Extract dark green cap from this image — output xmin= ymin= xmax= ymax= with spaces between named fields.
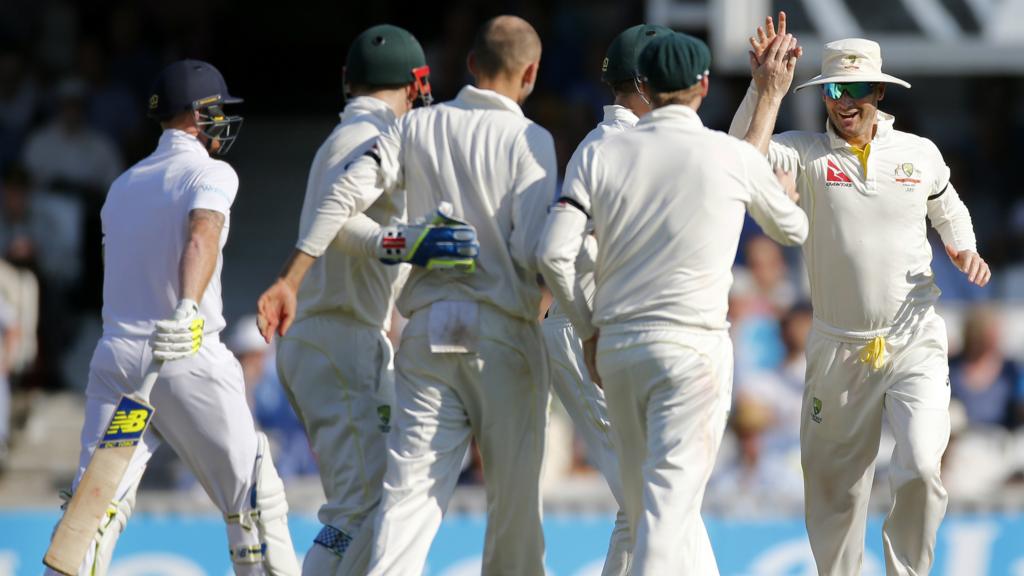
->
xmin=601 ymin=24 xmax=673 ymax=84
xmin=345 ymin=24 xmax=426 ymax=87
xmin=638 ymin=32 xmax=711 ymax=92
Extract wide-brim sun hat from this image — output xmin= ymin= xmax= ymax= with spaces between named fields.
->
xmin=794 ymin=38 xmax=910 ymax=92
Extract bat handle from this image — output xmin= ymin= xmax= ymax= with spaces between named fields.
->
xmin=136 ymin=360 xmax=162 ymax=400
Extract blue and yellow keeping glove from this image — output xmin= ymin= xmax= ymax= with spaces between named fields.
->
xmin=376 ymin=203 xmax=479 ymax=272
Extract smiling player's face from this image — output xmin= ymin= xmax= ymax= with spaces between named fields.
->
xmin=823 ymin=83 xmax=885 ymax=146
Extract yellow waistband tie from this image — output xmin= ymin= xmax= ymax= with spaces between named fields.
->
xmin=858 ymin=335 xmax=887 ymax=371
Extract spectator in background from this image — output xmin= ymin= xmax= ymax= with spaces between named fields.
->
xmin=0 ymin=47 xmax=38 ymax=170
xmin=0 ymin=291 xmax=16 ymax=466
xmin=708 ymin=395 xmax=804 ymax=517
xmin=730 ymin=235 xmax=798 ymax=377
xmin=227 ymin=316 xmax=316 ymax=478
xmin=734 ymin=302 xmax=812 ymax=453
xmin=949 ymin=305 xmax=1024 ymax=429
xmin=0 ymin=165 xmax=58 ymax=389
xmin=23 ymin=77 xmax=121 ymax=315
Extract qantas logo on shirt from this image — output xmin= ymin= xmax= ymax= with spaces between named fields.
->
xmin=826 ymin=160 xmax=852 ymax=183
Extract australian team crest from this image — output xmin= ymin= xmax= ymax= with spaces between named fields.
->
xmin=894 ymin=162 xmax=921 ymax=186
xmin=811 ymin=397 xmax=823 ymax=424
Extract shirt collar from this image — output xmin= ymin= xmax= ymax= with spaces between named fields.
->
xmin=158 ymin=129 xmax=208 ymax=155
xmin=602 ymin=104 xmax=639 ymax=127
xmin=340 ymin=96 xmax=396 ymax=123
xmin=454 ymin=85 xmax=524 ymax=116
xmin=826 ymin=110 xmax=895 ymax=149
xmin=636 ymin=104 xmax=703 ymax=128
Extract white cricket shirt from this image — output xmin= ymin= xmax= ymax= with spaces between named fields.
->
xmin=101 ymin=129 xmax=236 ymax=337
xmin=730 ymin=84 xmax=978 ymax=335
xmin=298 ymin=85 xmax=558 ymax=323
xmin=546 ymin=104 xmax=639 ymax=322
xmin=294 ymin=97 xmax=406 ymax=329
xmin=548 ymin=105 xmax=808 ymax=339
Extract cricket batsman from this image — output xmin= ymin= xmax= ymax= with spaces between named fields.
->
xmin=46 ymin=60 xmax=300 ymax=575
xmin=732 ymin=13 xmax=991 ymax=575
xmin=541 ymin=23 xmax=671 ymax=576
xmin=255 ymin=25 xmax=478 ymax=574
xmin=538 ymin=32 xmax=807 ymax=575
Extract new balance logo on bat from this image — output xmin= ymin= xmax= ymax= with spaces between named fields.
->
xmin=99 ymin=396 xmax=153 ymax=448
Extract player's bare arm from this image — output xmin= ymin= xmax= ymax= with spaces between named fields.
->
xmin=180 ymin=208 xmax=225 ymax=301
xmin=151 ymin=207 xmax=227 ymax=363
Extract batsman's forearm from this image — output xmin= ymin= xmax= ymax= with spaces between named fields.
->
xmin=179 ymin=210 xmax=224 ymax=302
xmin=744 ymin=92 xmax=785 ymax=156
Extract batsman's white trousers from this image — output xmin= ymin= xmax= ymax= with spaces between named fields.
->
xmin=54 ymin=334 xmax=271 ymax=574
xmin=596 ymin=327 xmax=732 ymax=576
xmin=367 ymin=302 xmax=549 ymax=576
xmin=801 ymin=309 xmax=950 ymax=576
xmin=276 ymin=313 xmax=394 ymax=575
xmin=542 ymin=316 xmax=631 ymax=576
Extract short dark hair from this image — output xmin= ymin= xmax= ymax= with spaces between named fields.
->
xmin=470 ymin=15 xmax=541 ymax=79
xmin=610 ymin=80 xmax=636 ymax=98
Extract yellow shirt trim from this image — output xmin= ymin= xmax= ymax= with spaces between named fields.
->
xmin=850 ymin=142 xmax=871 ymax=177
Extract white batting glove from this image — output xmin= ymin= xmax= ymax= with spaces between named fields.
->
xmin=153 ymin=299 xmax=205 ymax=361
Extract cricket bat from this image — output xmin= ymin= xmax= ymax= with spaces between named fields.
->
xmin=43 ymin=363 xmax=161 ymax=574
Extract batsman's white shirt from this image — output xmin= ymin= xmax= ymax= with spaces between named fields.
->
xmin=729 ymin=84 xmax=977 ymax=334
xmin=299 ymin=85 xmax=557 ymax=322
xmin=294 ymin=97 xmax=406 ymax=329
xmin=547 ymin=104 xmax=637 ymax=322
xmin=101 ymin=129 xmax=235 ymax=337
xmin=555 ymin=104 xmax=808 ymax=339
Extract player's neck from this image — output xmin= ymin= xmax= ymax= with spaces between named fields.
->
xmin=475 ymin=76 xmax=524 ymax=106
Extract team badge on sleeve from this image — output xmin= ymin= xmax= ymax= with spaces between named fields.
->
xmin=811 ymin=397 xmax=823 ymax=424
xmin=99 ymin=397 xmax=154 ymax=449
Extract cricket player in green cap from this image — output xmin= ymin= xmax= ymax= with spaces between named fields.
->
xmin=539 ymin=31 xmax=806 ymax=574
xmin=256 ymin=24 xmax=477 ymax=575
xmin=541 ymin=23 xmax=669 ymax=576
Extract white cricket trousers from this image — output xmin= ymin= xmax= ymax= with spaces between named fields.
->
xmin=801 ymin=309 xmax=950 ymax=576
xmin=56 ymin=334 xmax=268 ymax=573
xmin=276 ymin=313 xmax=394 ymax=575
xmin=542 ymin=316 xmax=631 ymax=576
xmin=367 ymin=302 xmax=550 ymax=576
xmin=596 ymin=328 xmax=732 ymax=576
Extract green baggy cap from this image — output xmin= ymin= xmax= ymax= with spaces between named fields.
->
xmin=345 ymin=24 xmax=426 ymax=87
xmin=638 ymin=32 xmax=711 ymax=92
xmin=601 ymin=24 xmax=674 ymax=84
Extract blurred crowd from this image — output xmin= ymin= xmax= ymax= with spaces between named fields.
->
xmin=0 ymin=0 xmax=1022 ymax=515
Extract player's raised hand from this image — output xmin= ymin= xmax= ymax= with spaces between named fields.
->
xmin=749 ymin=12 xmax=803 ymax=87
xmin=749 ymin=12 xmax=785 ymax=64
xmin=257 ymin=279 xmax=297 ymax=343
xmin=945 ymin=244 xmax=992 ymax=287
xmin=752 ymin=32 xmax=801 ymax=100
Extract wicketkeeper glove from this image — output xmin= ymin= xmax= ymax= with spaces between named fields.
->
xmin=376 ymin=203 xmax=480 ymax=272
xmin=152 ymin=299 xmax=205 ymax=361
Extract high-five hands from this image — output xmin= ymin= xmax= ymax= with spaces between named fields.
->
xmin=748 ymin=12 xmax=803 ymax=99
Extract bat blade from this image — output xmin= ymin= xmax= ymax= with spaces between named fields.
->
xmin=43 ymin=394 xmax=154 ymax=574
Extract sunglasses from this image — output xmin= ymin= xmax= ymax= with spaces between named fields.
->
xmin=822 ymin=82 xmax=877 ymax=100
